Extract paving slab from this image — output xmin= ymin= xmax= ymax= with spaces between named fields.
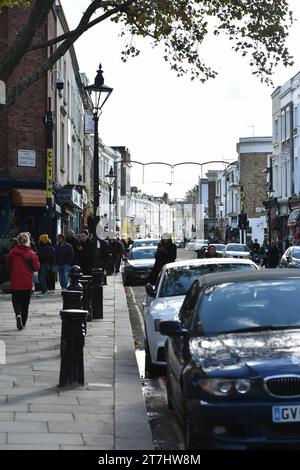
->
xmin=0 ymin=276 xmax=152 ymax=449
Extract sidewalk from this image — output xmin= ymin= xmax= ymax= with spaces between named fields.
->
xmin=0 ymin=276 xmax=153 ymax=450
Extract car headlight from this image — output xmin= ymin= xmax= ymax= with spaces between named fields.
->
xmin=196 ymin=378 xmax=251 ymax=396
xmin=235 ymin=379 xmax=251 ymax=394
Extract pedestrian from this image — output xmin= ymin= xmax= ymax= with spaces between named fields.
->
xmin=107 ymin=236 xmax=124 ymax=275
xmin=37 ymin=234 xmax=55 ymax=297
xmin=26 ymin=232 xmax=37 ymax=252
xmin=6 ymin=232 xmax=40 ymax=330
xmin=77 ymin=230 xmax=94 ymax=275
xmin=54 ymin=234 xmax=74 ymax=291
xmin=66 ymin=230 xmax=79 ymax=264
xmin=266 ymin=241 xmax=280 ymax=268
xmin=204 ymin=244 xmax=220 ymax=258
xmin=148 ymin=233 xmax=177 ymax=285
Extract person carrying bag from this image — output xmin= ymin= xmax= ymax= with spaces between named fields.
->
xmin=6 ymin=232 xmax=40 ymax=330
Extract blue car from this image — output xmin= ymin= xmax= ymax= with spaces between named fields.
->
xmin=160 ymin=270 xmax=300 ymax=450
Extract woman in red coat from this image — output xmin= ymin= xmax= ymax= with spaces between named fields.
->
xmin=6 ymin=232 xmax=40 ymax=330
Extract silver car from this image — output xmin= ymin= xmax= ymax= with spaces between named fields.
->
xmin=223 ymin=243 xmax=250 ymax=259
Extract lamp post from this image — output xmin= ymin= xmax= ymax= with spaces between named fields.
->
xmin=85 ymin=64 xmax=113 ymax=266
xmin=105 ymin=165 xmax=116 ymax=233
xmin=84 ymin=64 xmax=113 ymax=320
xmin=267 ymin=187 xmax=275 ymax=246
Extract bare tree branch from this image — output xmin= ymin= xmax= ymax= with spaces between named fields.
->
xmin=0 ymin=0 xmax=136 ymax=111
xmin=0 ymin=0 xmax=54 ymax=80
xmin=28 ymin=0 xmax=137 ymax=52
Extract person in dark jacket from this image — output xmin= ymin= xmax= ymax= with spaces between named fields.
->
xmin=66 ymin=230 xmax=79 ymax=264
xmin=37 ymin=234 xmax=55 ymax=296
xmin=266 ymin=241 xmax=280 ymax=268
xmin=204 ymin=244 xmax=220 ymax=258
xmin=77 ymin=230 xmax=94 ymax=275
xmin=54 ymin=234 xmax=74 ymax=290
xmin=107 ymin=236 xmax=124 ymax=275
xmin=6 ymin=232 xmax=40 ymax=330
xmin=148 ymin=233 xmax=177 ymax=285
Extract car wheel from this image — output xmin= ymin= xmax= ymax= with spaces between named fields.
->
xmin=145 ymin=339 xmax=158 ymax=378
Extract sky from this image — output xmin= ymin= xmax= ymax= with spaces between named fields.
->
xmin=62 ymin=0 xmax=300 ymax=199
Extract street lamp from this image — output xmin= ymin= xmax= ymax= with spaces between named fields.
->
xmin=84 ymin=64 xmax=113 ymax=320
xmin=105 ymin=165 xmax=116 ymax=233
xmin=267 ymin=186 xmax=275 ymax=245
xmin=85 ymin=64 xmax=113 ymax=267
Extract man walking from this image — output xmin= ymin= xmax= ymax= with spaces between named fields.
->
xmin=55 ymin=234 xmax=74 ymax=290
xmin=148 ymin=233 xmax=177 ymax=284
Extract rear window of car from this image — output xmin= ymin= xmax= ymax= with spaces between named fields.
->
xmin=226 ymin=244 xmax=249 ymax=252
xmin=130 ymin=249 xmax=157 ymax=259
xmin=132 ymin=240 xmax=159 ymax=247
xmin=159 ymin=263 xmax=257 ymax=297
xmin=197 ymin=279 xmax=300 ymax=336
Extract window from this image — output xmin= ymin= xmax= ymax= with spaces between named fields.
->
xmin=60 ymin=122 xmax=65 ymax=170
xmin=273 ymin=119 xmax=279 ymax=145
xmin=282 ymin=159 xmax=287 ymax=198
xmin=281 ymin=110 xmax=285 ymax=142
xmin=286 ymin=107 xmax=291 ymax=140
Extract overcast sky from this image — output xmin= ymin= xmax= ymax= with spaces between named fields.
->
xmin=62 ymin=0 xmax=300 ymax=199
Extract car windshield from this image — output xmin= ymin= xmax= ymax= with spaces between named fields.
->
xmin=130 ymin=249 xmax=157 ymax=259
xmin=226 ymin=244 xmax=249 ymax=252
xmin=197 ymin=279 xmax=300 ymax=336
xmin=214 ymin=244 xmax=226 ymax=251
xmin=197 ymin=240 xmax=209 ymax=244
xmin=159 ymin=263 xmax=257 ymax=297
xmin=132 ymin=240 xmax=159 ymax=247
xmin=292 ymin=249 xmax=300 ymax=259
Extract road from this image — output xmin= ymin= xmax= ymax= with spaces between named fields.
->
xmin=124 ymin=247 xmax=197 ymax=450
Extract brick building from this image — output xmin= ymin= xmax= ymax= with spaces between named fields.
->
xmin=0 ymin=4 xmax=56 ymax=245
xmin=237 ymin=136 xmax=272 ymax=243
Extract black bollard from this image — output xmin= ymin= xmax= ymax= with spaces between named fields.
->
xmin=91 ymin=267 xmax=103 ymax=319
xmin=58 ymin=309 xmax=88 ymax=387
xmin=81 ymin=275 xmax=93 ymax=321
xmin=67 ymin=265 xmax=83 ymax=291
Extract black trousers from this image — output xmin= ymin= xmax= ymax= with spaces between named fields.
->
xmin=11 ymin=290 xmax=32 ymax=326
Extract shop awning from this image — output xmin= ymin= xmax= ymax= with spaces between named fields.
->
xmin=287 ymin=208 xmax=300 ymax=227
xmin=12 ymin=189 xmax=46 ymax=207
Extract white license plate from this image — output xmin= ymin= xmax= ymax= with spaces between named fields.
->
xmin=272 ymin=406 xmax=300 ymax=423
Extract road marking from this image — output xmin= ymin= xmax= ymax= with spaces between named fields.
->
xmin=129 ymin=287 xmax=145 ymax=334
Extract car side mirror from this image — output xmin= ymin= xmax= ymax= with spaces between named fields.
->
xmin=159 ymin=320 xmax=187 ymax=337
xmin=286 ymin=256 xmax=292 ymax=262
xmin=145 ymin=283 xmax=156 ymax=298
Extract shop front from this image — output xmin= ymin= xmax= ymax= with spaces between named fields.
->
xmin=56 ymin=186 xmax=83 ymax=235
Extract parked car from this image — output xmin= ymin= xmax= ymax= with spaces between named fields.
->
xmin=122 ymin=246 xmax=157 ymax=285
xmin=175 ymin=239 xmax=184 ymax=248
xmin=223 ymin=243 xmax=250 ymax=259
xmin=160 ymin=269 xmax=300 ymax=449
xmin=279 ymin=246 xmax=300 ymax=268
xmin=213 ymin=244 xmax=226 ymax=256
xmin=143 ymin=258 xmax=259 ymax=377
xmin=194 ymin=239 xmax=209 ymax=251
xmin=130 ymin=238 xmax=160 ymax=249
xmin=185 ymin=239 xmax=198 ymax=251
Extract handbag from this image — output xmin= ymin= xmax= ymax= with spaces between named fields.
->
xmin=32 ymin=272 xmax=39 ymax=284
